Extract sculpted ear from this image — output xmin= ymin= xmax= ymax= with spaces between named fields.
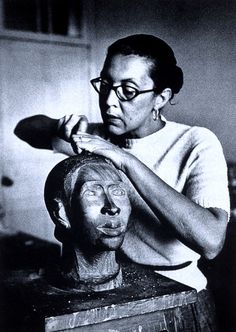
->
xmin=51 ymin=198 xmax=71 ymax=230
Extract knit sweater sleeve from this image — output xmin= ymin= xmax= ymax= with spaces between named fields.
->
xmin=184 ymin=127 xmax=230 ymax=215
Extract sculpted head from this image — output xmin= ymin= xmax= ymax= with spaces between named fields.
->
xmin=44 ymin=153 xmax=131 ymax=253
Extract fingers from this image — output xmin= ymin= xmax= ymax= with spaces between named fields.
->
xmin=57 ymin=114 xmax=88 ymax=142
xmin=72 ymin=133 xmax=102 ymax=154
xmin=71 ymin=136 xmax=91 ymax=154
xmin=77 ymin=116 xmax=88 ymax=133
xmin=71 ymin=134 xmax=124 ymax=170
xmin=73 ymin=133 xmax=93 ymax=141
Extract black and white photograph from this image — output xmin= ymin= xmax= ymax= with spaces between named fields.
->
xmin=0 ymin=1 xmax=235 ymax=331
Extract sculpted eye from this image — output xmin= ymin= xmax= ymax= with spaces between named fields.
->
xmin=83 ymin=185 xmax=103 ymax=197
xmin=84 ymin=190 xmax=97 ymax=197
xmin=111 ymin=188 xmax=126 ymax=196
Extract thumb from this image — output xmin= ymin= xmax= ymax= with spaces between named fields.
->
xmin=70 ymin=115 xmax=88 ymax=137
xmin=78 ymin=115 xmax=88 ymax=133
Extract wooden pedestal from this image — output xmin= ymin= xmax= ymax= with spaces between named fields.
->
xmin=1 ymin=264 xmax=197 ymax=332
xmin=0 ymin=233 xmax=197 ymax=332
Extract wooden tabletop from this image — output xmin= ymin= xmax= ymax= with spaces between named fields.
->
xmin=0 ymin=232 xmax=197 ymax=332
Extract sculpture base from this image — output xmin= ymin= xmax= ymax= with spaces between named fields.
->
xmin=1 ymin=261 xmax=197 ymax=332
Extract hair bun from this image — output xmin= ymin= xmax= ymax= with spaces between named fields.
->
xmin=170 ymin=66 xmax=183 ymax=94
xmin=157 ymin=65 xmax=183 ymax=96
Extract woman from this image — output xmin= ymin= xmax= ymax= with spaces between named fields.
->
xmin=15 ymin=34 xmax=229 ymax=330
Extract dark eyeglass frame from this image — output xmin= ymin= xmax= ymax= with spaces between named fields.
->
xmin=90 ymin=77 xmax=157 ymax=101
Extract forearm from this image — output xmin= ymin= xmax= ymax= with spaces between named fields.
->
xmin=124 ymin=154 xmax=228 ymax=259
xmin=14 ymin=115 xmax=58 ymax=149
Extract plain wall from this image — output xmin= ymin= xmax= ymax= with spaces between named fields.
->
xmin=90 ymin=0 xmax=236 ymax=162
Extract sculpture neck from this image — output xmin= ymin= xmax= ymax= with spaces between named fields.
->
xmin=61 ymin=245 xmax=122 ymax=291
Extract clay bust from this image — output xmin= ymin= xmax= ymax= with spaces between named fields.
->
xmin=44 ymin=153 xmax=131 ymax=291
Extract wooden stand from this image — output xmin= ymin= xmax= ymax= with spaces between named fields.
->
xmin=1 ymin=264 xmax=197 ymax=332
xmin=0 ymin=233 xmax=197 ymax=332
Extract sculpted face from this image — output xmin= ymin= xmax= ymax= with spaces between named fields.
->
xmin=45 ymin=156 xmax=131 ymax=290
xmin=71 ymin=164 xmax=131 ymax=250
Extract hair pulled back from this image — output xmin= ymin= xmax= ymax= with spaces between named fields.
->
xmin=106 ymin=34 xmax=183 ymax=98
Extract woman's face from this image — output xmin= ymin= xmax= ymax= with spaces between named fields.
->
xmin=99 ymin=54 xmax=159 ymax=138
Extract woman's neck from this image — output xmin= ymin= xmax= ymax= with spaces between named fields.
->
xmin=109 ymin=117 xmax=165 ymax=143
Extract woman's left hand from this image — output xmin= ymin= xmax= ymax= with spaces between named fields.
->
xmin=71 ymin=132 xmax=129 ymax=171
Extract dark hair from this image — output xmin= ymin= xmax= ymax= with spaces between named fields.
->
xmin=105 ymin=34 xmax=183 ymax=98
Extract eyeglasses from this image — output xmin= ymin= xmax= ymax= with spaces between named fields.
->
xmin=90 ymin=77 xmax=157 ymax=101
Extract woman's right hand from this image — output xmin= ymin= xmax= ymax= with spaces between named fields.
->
xmin=57 ymin=114 xmax=88 ymax=142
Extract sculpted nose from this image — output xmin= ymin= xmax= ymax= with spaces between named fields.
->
xmin=101 ymin=194 xmax=120 ymax=216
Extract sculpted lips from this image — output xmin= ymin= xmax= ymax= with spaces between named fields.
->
xmin=97 ymin=225 xmax=126 ymax=237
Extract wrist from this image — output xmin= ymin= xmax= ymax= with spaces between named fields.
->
xmin=121 ymin=151 xmax=136 ymax=174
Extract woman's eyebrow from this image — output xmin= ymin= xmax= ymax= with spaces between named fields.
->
xmin=99 ymin=71 xmax=140 ymax=86
xmin=120 ymin=78 xmax=139 ymax=86
xmin=101 ymin=77 xmax=140 ymax=87
xmin=121 ymin=77 xmax=137 ymax=84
